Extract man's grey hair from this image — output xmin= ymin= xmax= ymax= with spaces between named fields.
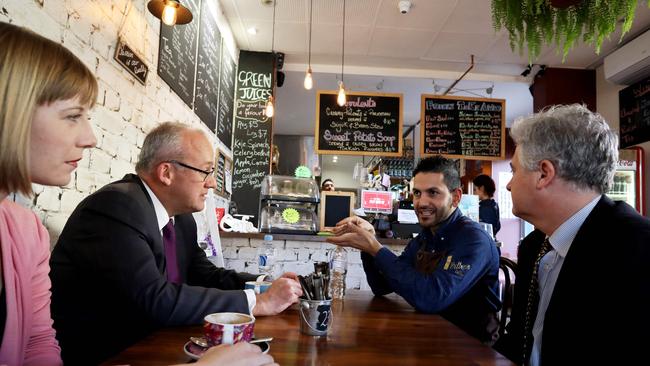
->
xmin=510 ymin=104 xmax=618 ymax=194
xmin=135 ymin=122 xmax=194 ymax=174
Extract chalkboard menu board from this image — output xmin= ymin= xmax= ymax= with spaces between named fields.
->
xmin=420 ymin=95 xmax=505 ymax=160
xmin=217 ymin=45 xmax=236 ymax=149
xmin=315 ymin=91 xmax=403 ymax=156
xmin=157 ymin=0 xmax=200 ymax=108
xmin=231 ymin=51 xmax=274 ymax=218
xmin=193 ymin=0 xmax=221 ymax=131
xmin=619 ymin=75 xmax=650 ymax=148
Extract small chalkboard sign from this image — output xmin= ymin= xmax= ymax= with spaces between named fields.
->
xmin=420 ymin=95 xmax=505 ymax=160
xmin=114 ymin=38 xmax=148 ymax=85
xmin=214 ymin=149 xmax=227 ymax=196
xmin=319 ymin=191 xmax=355 ymax=230
xmin=619 ymin=75 xmax=650 ymax=148
xmin=316 ymin=91 xmax=403 ymax=157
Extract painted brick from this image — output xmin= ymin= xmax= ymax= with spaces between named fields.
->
xmin=276 ymin=249 xmax=297 ymax=261
xmin=90 ymin=148 xmax=112 ymax=174
xmin=75 ymin=167 xmax=95 ymax=192
xmin=109 ymin=158 xmax=133 ymax=180
xmin=237 ymin=247 xmax=257 ymax=261
xmin=224 ymin=259 xmax=246 ymax=272
xmin=36 ymin=186 xmax=61 ymax=212
xmin=44 ymin=212 xmax=70 ymax=247
xmin=310 ymin=251 xmax=329 ymax=263
xmin=222 ymin=247 xmax=238 ymax=260
xmin=60 ymin=189 xmax=85 ymax=213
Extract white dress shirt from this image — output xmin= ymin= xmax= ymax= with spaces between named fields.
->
xmin=529 ymin=195 xmax=600 ymax=366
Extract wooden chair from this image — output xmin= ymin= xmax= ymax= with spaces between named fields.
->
xmin=498 ymin=256 xmax=518 ymax=338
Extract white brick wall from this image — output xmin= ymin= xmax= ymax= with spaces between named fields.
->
xmin=219 ymin=237 xmax=406 ymax=291
xmin=3 ymin=0 xmax=237 ymax=246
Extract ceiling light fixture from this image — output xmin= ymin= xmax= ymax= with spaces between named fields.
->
xmin=337 ymin=0 xmax=347 ymax=107
xmin=265 ymin=0 xmax=277 ymax=118
xmin=147 ymin=0 xmax=193 ymax=26
xmin=304 ymin=0 xmax=314 ymax=90
xmin=247 ymin=27 xmax=257 ymax=35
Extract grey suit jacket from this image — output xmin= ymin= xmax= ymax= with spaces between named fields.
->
xmin=50 ymin=174 xmax=257 ymax=365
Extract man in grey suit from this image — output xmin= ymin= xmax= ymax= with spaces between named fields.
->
xmin=50 ymin=122 xmax=302 ymax=365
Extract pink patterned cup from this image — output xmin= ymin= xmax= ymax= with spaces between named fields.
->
xmin=204 ymin=312 xmax=255 ymax=346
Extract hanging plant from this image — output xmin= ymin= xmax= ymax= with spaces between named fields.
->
xmin=492 ymin=0 xmax=650 ymax=63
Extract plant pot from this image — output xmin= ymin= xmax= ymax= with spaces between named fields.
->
xmin=549 ymin=0 xmax=582 ymax=8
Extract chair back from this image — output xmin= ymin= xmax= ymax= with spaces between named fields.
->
xmin=498 ymin=256 xmax=518 ymax=338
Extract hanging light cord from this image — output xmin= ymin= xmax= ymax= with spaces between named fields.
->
xmin=271 ymin=0 xmax=276 ymax=52
xmin=308 ymin=0 xmax=313 ymax=67
xmin=341 ymin=0 xmax=345 ymax=84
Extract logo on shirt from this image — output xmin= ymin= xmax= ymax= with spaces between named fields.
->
xmin=443 ymin=255 xmax=471 ymax=276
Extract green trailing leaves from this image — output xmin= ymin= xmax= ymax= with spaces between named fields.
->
xmin=492 ymin=0 xmax=650 ymax=63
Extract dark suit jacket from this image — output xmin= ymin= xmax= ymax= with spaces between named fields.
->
xmin=50 ymin=174 xmax=258 ymax=365
xmin=494 ymin=196 xmax=650 ymax=365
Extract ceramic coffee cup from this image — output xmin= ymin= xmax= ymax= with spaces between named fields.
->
xmin=204 ymin=312 xmax=255 ymax=346
xmin=244 ymin=281 xmax=272 ymax=294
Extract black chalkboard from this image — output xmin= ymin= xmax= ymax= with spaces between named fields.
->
xmin=193 ymin=0 xmax=221 ymax=131
xmin=231 ymin=51 xmax=274 ymax=218
xmin=114 ymin=38 xmax=148 ymax=85
xmin=217 ymin=44 xmax=236 ymax=149
xmin=157 ymin=0 xmax=200 ymax=108
xmin=619 ymin=75 xmax=650 ymax=148
xmin=420 ymin=95 xmax=505 ymax=160
xmin=319 ymin=191 xmax=355 ymax=230
xmin=316 ymin=91 xmax=403 ymax=156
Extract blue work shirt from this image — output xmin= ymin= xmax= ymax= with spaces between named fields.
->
xmin=361 ymin=207 xmax=501 ymax=343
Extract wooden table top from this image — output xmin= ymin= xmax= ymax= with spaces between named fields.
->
xmin=102 ymin=290 xmax=513 ymax=365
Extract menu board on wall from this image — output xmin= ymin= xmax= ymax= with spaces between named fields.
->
xmin=193 ymin=0 xmax=221 ymax=131
xmin=619 ymin=75 xmax=650 ymax=148
xmin=231 ymin=51 xmax=274 ymax=218
xmin=420 ymin=95 xmax=505 ymax=160
xmin=156 ymin=0 xmax=200 ymax=108
xmin=217 ymin=44 xmax=236 ymax=149
xmin=315 ymin=91 xmax=403 ymax=156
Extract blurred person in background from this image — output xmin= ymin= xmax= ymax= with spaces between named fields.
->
xmin=473 ymin=174 xmax=500 ymax=236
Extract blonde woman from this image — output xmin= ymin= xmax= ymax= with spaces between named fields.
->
xmin=0 ymin=22 xmax=276 ymax=366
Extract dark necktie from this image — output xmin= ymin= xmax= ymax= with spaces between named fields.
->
xmin=163 ymin=219 xmax=181 ymax=284
xmin=522 ymin=237 xmax=552 ymax=362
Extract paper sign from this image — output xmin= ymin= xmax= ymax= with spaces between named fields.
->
xmin=361 ymin=190 xmax=393 ymax=214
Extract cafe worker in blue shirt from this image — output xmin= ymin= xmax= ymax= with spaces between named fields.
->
xmin=327 ymin=155 xmax=501 ymax=344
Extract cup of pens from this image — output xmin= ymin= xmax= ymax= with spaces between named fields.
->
xmin=297 ymin=267 xmax=333 ymax=336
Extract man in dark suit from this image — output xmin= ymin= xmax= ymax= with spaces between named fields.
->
xmin=494 ymin=104 xmax=650 ymax=365
xmin=50 ymin=122 xmax=302 ymax=365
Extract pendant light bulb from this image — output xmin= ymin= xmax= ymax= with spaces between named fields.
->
xmin=337 ymin=81 xmax=346 ymax=107
xmin=304 ymin=68 xmax=313 ymax=90
xmin=161 ymin=2 xmax=178 ymax=26
xmin=265 ymin=96 xmax=275 ymax=118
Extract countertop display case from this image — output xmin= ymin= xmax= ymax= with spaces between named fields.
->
xmin=259 ymin=175 xmax=320 ymax=234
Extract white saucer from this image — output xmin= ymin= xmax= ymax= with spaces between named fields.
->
xmin=183 ymin=341 xmax=270 ymax=360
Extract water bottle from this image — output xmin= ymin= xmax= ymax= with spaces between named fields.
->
xmin=329 ymin=246 xmax=348 ymax=300
xmin=258 ymin=234 xmax=276 ymax=279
